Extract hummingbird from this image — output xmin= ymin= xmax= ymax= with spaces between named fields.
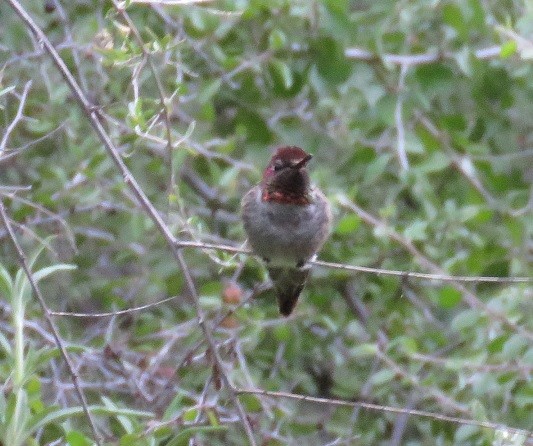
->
xmin=241 ymin=146 xmax=332 ymax=316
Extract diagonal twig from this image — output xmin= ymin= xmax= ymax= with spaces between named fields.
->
xmin=338 ymin=196 xmax=533 ymax=341
xmin=0 ymin=201 xmax=103 ymax=445
xmin=0 ymin=81 xmax=32 ymax=156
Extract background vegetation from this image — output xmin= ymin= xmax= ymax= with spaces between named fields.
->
xmin=0 ymin=0 xmax=532 ymax=445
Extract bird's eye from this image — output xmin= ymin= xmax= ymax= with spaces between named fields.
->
xmin=273 ymin=160 xmax=284 ymax=171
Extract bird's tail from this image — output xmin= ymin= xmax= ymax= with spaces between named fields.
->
xmin=267 ymin=265 xmax=310 ymax=316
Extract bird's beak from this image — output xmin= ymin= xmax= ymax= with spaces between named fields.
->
xmin=292 ymin=154 xmax=313 ymax=169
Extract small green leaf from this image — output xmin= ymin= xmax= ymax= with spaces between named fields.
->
xmin=198 ymin=79 xmax=222 ymax=104
xmin=500 ymin=40 xmax=517 ymax=58
xmin=501 ymin=335 xmax=528 ymax=359
xmin=33 ymin=264 xmax=77 ymax=283
xmin=403 ymin=220 xmax=428 ymax=241
xmin=0 ymin=264 xmax=13 ymax=298
xmin=311 ymin=36 xmax=351 ymax=85
xmin=335 ymin=214 xmax=361 ymax=235
xmin=273 ymin=324 xmax=291 ymax=342
xmin=438 ymin=286 xmax=462 ymax=309
xmin=268 ymin=29 xmax=287 ymax=51
xmin=371 ymin=369 xmax=395 ymax=386
xmin=349 ymin=343 xmax=378 ymax=358
xmin=363 ymin=154 xmax=391 ymax=184
xmin=268 ymin=59 xmax=293 ymax=90
xmin=442 ymin=4 xmax=466 ymax=36
xmin=239 ymin=394 xmax=262 ymax=412
xmin=182 ymin=408 xmax=198 ymax=422
xmin=487 ymin=335 xmax=506 ymax=354
xmin=66 ymin=430 xmax=92 ymax=446
xmin=206 ymin=408 xmax=219 ymax=426
xmin=451 ymin=309 xmax=482 ymax=331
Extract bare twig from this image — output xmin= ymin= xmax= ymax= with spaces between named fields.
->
xmin=415 ymin=113 xmax=502 ymax=209
xmin=345 ymin=46 xmax=501 ymax=65
xmin=395 ymin=64 xmax=409 ymax=170
xmin=236 ymin=388 xmax=532 ymax=439
xmin=112 ymin=1 xmax=177 ymax=191
xmin=172 ymin=240 xmax=533 ymax=284
xmin=175 ymin=249 xmax=258 ymax=445
xmin=0 ymin=81 xmax=32 ymax=155
xmin=338 ymin=196 xmax=533 ymax=341
xmin=50 ymin=295 xmax=179 ymax=317
xmin=0 ymin=201 xmax=103 ymax=445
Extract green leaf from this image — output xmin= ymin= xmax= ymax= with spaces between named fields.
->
xmin=66 ymin=430 xmax=92 ymax=446
xmin=363 ymin=154 xmax=391 ymax=184
xmin=239 ymin=394 xmax=262 ymax=412
xmin=182 ymin=408 xmax=198 ymax=422
xmin=349 ymin=343 xmax=378 ymax=358
xmin=501 ymin=335 xmax=528 ymax=359
xmin=311 ymin=36 xmax=351 ymax=85
xmin=500 ymin=40 xmax=518 ymax=58
xmin=198 ymin=79 xmax=222 ymax=104
xmin=371 ymin=369 xmax=395 ymax=386
xmin=451 ymin=309 xmax=482 ymax=331
xmin=268 ymin=29 xmax=287 ymax=51
xmin=417 ymin=151 xmax=450 ymax=173
xmin=273 ymin=324 xmax=291 ymax=342
xmin=335 ymin=214 xmax=361 ymax=235
xmin=268 ymin=59 xmax=293 ymax=91
xmin=438 ymin=286 xmax=462 ymax=309
xmin=403 ymin=220 xmax=428 ymax=241
xmin=442 ymin=4 xmax=466 ymax=37
xmin=0 ymin=264 xmax=13 ymax=299
xmin=33 ymin=264 xmax=77 ymax=283
xmin=164 ymin=425 xmax=227 ymax=446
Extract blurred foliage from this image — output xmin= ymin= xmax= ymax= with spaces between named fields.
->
xmin=0 ymin=0 xmax=532 ymax=444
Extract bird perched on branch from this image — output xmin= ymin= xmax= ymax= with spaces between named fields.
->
xmin=242 ymin=146 xmax=332 ymax=316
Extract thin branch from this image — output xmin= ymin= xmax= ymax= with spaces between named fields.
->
xmin=112 ymin=1 xmax=177 ymax=191
xmin=0 ymin=122 xmax=66 ymax=164
xmin=408 ymin=352 xmax=533 ymax=374
xmin=311 ymin=258 xmax=533 ymax=283
xmin=172 ymin=240 xmax=533 ymax=284
xmin=236 ymin=388 xmax=532 ymax=439
xmin=338 ymin=196 xmax=533 ymax=341
xmin=345 ymin=45 xmax=501 ymax=66
xmin=0 ymin=81 xmax=32 ymax=155
xmin=0 ymin=201 xmax=103 ymax=445
xmin=50 ymin=295 xmax=179 ymax=317
xmin=395 ymin=64 xmax=409 ymax=171
xmin=174 ymin=250 xmax=258 ymax=445
xmin=415 ymin=113 xmax=502 ymax=210
xmin=8 ymin=205 xmax=527 ymax=284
